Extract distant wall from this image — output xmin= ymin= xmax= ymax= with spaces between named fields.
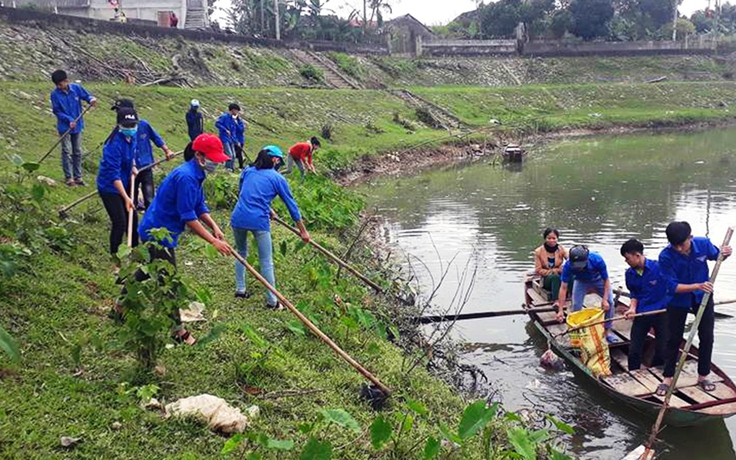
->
xmin=422 ymin=39 xmax=518 ymax=56
xmin=0 ymin=6 xmax=389 ymax=54
xmin=523 ymin=39 xmax=716 ymax=57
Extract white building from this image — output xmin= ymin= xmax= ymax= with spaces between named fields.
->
xmin=13 ymin=0 xmax=209 ymax=29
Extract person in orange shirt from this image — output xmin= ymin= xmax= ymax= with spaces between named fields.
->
xmin=285 ymin=136 xmax=321 ymax=178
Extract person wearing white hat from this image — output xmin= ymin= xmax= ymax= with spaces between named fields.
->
xmin=186 ymin=99 xmax=204 ymax=142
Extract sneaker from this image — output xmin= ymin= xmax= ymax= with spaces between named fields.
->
xmin=65 ymin=178 xmax=76 ymax=187
xmin=74 ymin=179 xmax=87 ymax=187
xmin=606 ymin=333 xmax=622 ymax=344
xmin=235 ymin=291 xmax=252 ymax=299
xmin=266 ymin=302 xmax=284 ymax=311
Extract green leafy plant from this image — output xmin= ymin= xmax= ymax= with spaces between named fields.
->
xmin=300 ymin=64 xmax=324 ymax=84
xmin=203 ymin=172 xmax=239 ymax=210
xmin=0 ymin=325 xmax=20 ymax=363
xmin=235 ymin=323 xmax=279 ymax=389
xmin=327 ymin=52 xmax=366 ymax=81
xmin=116 ymin=229 xmax=202 ymax=370
xmin=221 ymin=431 xmax=295 ymax=457
xmin=288 ymin=175 xmax=363 ymax=231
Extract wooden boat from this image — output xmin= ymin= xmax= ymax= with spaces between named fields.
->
xmin=524 ymin=274 xmax=736 ymax=426
xmin=502 ymin=144 xmax=526 ymax=162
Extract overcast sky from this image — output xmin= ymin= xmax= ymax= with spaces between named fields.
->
xmin=213 ymin=0 xmax=722 ymax=27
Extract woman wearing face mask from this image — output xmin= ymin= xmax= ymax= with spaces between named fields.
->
xmin=534 ymin=227 xmax=569 ymax=301
xmin=97 ymin=106 xmax=140 ymax=257
xmin=231 ymin=146 xmax=309 ymax=308
xmin=136 ymin=133 xmax=234 ymax=345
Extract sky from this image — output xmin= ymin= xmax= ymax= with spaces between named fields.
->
xmin=213 ymin=0 xmax=721 ymax=27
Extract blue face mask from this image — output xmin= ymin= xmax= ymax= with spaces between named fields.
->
xmin=119 ymin=126 xmax=137 ymax=138
xmin=203 ymin=159 xmax=218 ymax=173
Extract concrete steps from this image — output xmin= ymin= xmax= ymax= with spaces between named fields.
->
xmin=390 ymin=89 xmax=463 ymax=131
xmin=290 ymin=48 xmax=363 ymax=89
xmin=184 ymin=7 xmax=207 ymax=30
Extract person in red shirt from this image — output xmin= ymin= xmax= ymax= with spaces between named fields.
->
xmin=169 ymin=12 xmax=179 ymax=28
xmin=286 ymin=136 xmax=321 ymax=178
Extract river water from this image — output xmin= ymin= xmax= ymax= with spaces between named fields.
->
xmin=361 ymin=128 xmax=736 ymax=460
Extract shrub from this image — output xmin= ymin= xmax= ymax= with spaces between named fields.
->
xmin=300 ymin=64 xmax=324 ymax=84
xmin=327 ymin=52 xmax=366 ymax=81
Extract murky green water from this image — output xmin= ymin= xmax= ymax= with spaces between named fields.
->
xmin=361 ymin=128 xmax=736 ymax=460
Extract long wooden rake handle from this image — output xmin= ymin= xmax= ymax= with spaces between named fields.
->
xmin=553 ymin=308 xmax=666 ymax=340
xmin=272 ymin=215 xmax=384 ymax=293
xmin=38 ymin=105 xmax=93 ymax=164
xmin=126 ymin=171 xmax=136 ymax=248
xmin=231 ymin=250 xmax=391 ymax=396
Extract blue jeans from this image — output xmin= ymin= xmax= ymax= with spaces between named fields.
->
xmin=233 ymin=228 xmax=277 ymax=306
xmin=224 ymin=142 xmax=235 ymax=171
xmin=61 ymin=132 xmax=83 ymax=180
xmin=571 ymin=278 xmax=614 ymax=330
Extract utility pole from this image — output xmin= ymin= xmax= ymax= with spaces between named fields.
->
xmin=261 ymin=0 xmax=265 ymax=34
xmin=672 ymin=0 xmax=678 ymax=41
xmin=274 ymin=0 xmax=280 ymax=40
xmin=363 ymin=0 xmax=368 ymax=34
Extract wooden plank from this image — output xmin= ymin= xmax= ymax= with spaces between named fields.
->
xmin=531 ymin=278 xmax=551 ymax=301
xmin=602 ymin=373 xmax=651 ymax=397
xmin=700 ymin=401 xmax=736 ymax=415
xmin=527 ymin=288 xmax=548 ymax=306
xmin=679 ymin=386 xmax=718 ymax=405
xmin=610 ymin=348 xmax=629 ymax=372
xmin=546 ymin=323 xmax=571 ymax=348
xmin=648 ymin=361 xmax=723 ymax=388
xmin=706 ymin=382 xmax=736 ymax=400
xmin=537 ymin=300 xmax=571 ymax=325
xmin=630 ymin=368 xmax=664 ymax=393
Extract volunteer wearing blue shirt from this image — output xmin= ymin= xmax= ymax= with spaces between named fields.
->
xmin=136 ymin=133 xmax=234 ymax=345
xmin=556 ymin=245 xmax=618 ymax=343
xmin=110 ymin=100 xmax=173 ymax=209
xmin=50 ymin=69 xmax=97 ymax=187
xmin=186 ymin=99 xmax=204 ymax=141
xmin=658 ymin=221 xmax=732 ymax=394
xmin=215 ymin=103 xmax=245 ymax=172
xmin=231 ymin=146 xmax=310 ymax=309
xmin=97 ymin=107 xmax=138 ymax=256
xmin=621 ymin=239 xmax=669 ymax=372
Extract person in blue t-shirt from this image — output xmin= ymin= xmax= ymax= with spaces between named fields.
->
xmin=657 ymin=221 xmax=731 ymax=396
xmin=131 ymin=134 xmax=234 ymax=345
xmin=50 ymin=69 xmax=97 ymax=187
xmin=215 ymin=103 xmax=245 ymax=172
xmin=97 ymin=107 xmax=139 ymax=257
xmin=621 ymin=239 xmax=669 ymax=371
xmin=231 ymin=146 xmax=310 ymax=309
xmin=556 ymin=245 xmax=618 ymax=343
xmin=111 ymin=99 xmax=173 ymax=210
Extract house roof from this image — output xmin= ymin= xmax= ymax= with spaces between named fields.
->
xmin=16 ymin=0 xmax=90 ymax=7
xmin=385 ymin=14 xmax=434 ymax=36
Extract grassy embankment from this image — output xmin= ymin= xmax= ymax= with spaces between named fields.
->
xmin=2 ymin=80 xmax=736 ymax=458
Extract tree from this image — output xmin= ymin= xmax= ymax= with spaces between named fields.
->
xmin=690 ymin=10 xmax=714 ymax=34
xmin=549 ymin=9 xmax=573 ymax=38
xmin=480 ymin=0 xmax=555 ymax=39
xmin=569 ymin=0 xmax=614 ymax=40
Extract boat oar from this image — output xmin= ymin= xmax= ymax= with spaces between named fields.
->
xmin=272 ymin=214 xmax=384 ymax=294
xmin=58 ymin=151 xmax=183 ymax=219
xmin=414 ymin=302 xmax=555 ymax=324
xmin=613 ymin=287 xmax=735 ymax=319
xmin=231 ymin=250 xmax=392 ymax=397
xmin=632 ymin=227 xmax=733 ymax=460
xmin=37 ymin=105 xmax=94 ymax=164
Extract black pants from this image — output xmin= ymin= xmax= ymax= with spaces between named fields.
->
xmin=629 ymin=313 xmax=667 ymax=370
xmin=663 ymin=296 xmax=715 ymax=378
xmin=100 ymin=192 xmax=138 ymax=255
xmin=124 ymin=245 xmax=183 ymax=330
xmin=134 ymin=168 xmax=155 ymax=209
xmin=234 ymin=144 xmax=245 ymax=169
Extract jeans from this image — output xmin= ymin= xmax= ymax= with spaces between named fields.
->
xmin=134 ymin=168 xmax=155 ymax=209
xmin=629 ymin=313 xmax=667 ymax=370
xmin=61 ymin=132 xmax=83 ymax=181
xmin=100 ymin=192 xmax=138 ymax=255
xmin=233 ymin=228 xmax=277 ymax=306
xmin=285 ymin=155 xmax=305 ymax=178
xmin=224 ymin=142 xmax=236 ymax=171
xmin=664 ymin=296 xmax=715 ymax=378
xmin=571 ymin=278 xmax=614 ymax=329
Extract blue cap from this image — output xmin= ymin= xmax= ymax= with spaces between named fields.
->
xmin=263 ymin=145 xmax=284 ymax=159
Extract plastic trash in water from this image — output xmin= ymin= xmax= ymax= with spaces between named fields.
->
xmin=540 ymin=348 xmax=563 ymax=370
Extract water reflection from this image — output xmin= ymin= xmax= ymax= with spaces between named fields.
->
xmin=361 ymin=128 xmax=736 ymax=459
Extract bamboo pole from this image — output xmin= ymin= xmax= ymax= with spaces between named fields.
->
xmin=126 ymin=171 xmax=136 ymax=248
xmin=272 ymin=215 xmax=384 ymax=293
xmin=38 ymin=105 xmax=93 ymax=164
xmin=231 ymin=250 xmax=391 ymax=396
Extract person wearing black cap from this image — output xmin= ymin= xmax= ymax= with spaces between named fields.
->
xmin=555 ymin=244 xmax=618 ymax=344
xmin=111 ymin=99 xmax=172 ymax=209
xmin=50 ymin=69 xmax=97 ymax=187
xmin=97 ymin=107 xmax=139 ymax=257
xmin=215 ymin=103 xmax=245 ymax=172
